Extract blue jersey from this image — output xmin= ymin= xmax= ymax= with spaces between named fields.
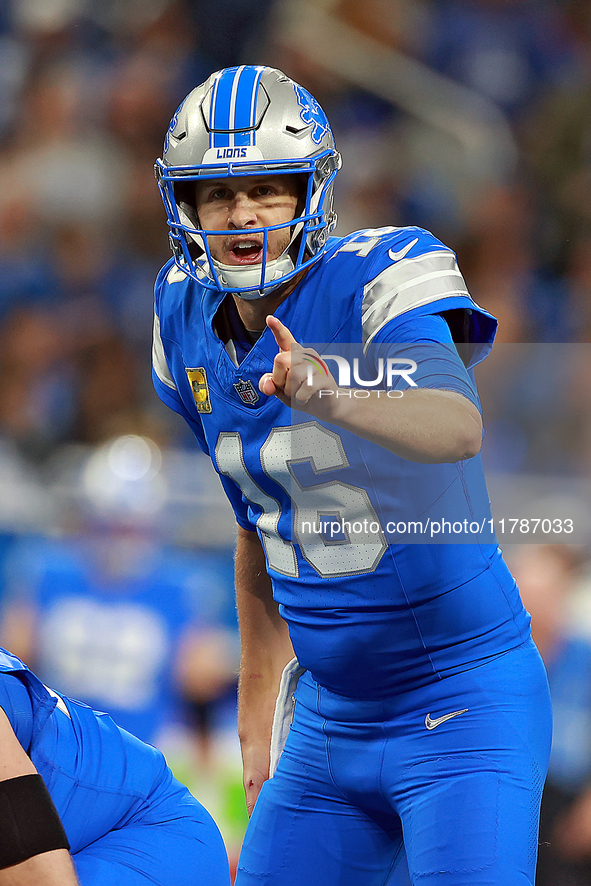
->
xmin=3 ymin=535 xmax=217 ymax=744
xmin=544 ymin=635 xmax=591 ymax=791
xmin=0 ymin=647 xmax=176 ymax=852
xmin=0 ymin=648 xmax=231 ymax=886
xmin=153 ymin=226 xmax=531 ymax=698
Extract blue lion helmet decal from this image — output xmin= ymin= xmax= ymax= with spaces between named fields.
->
xmin=294 ymin=84 xmax=330 ymax=145
xmin=163 ymin=99 xmax=186 ymax=154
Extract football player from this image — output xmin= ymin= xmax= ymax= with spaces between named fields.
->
xmin=153 ymin=65 xmax=552 ymax=885
xmin=0 ymin=647 xmax=230 ymax=885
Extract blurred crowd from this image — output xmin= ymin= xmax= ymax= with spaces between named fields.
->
xmin=2 ymin=0 xmax=591 ymax=879
xmin=0 ymin=0 xmax=590 ymax=478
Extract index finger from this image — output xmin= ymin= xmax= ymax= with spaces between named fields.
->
xmin=266 ymin=315 xmax=299 ymax=352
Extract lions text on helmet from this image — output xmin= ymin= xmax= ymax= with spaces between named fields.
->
xmin=155 ymin=65 xmax=341 ymax=299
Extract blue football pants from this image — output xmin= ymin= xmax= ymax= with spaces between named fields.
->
xmin=236 ymin=639 xmax=552 ymax=886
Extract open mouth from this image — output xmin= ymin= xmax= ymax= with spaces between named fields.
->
xmin=228 ymin=238 xmax=263 ymax=264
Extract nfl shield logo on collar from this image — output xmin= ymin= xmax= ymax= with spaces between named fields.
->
xmin=233 ymin=378 xmax=260 ymax=406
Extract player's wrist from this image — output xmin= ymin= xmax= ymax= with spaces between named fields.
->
xmin=318 ymin=387 xmax=356 ymax=426
xmin=240 ymin=743 xmax=271 ymax=783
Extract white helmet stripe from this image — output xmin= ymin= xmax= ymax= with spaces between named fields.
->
xmin=208 ymin=70 xmax=223 ymax=148
xmin=249 ymin=67 xmax=264 ymax=146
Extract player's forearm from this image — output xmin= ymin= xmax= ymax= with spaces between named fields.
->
xmin=0 ymin=850 xmax=79 ymax=886
xmin=0 ymin=712 xmax=75 ymax=883
xmin=323 ymin=387 xmax=483 ymax=463
xmin=260 ymin=317 xmax=482 ymax=462
xmin=235 ymin=527 xmax=294 ymax=765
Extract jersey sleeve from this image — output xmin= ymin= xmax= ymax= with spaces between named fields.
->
xmin=0 ymin=672 xmax=34 ymax=749
xmin=356 ymin=226 xmax=497 ymax=369
xmin=151 ymin=327 xmax=209 ymax=455
xmin=369 ymin=312 xmax=481 ymax=410
xmin=152 ymin=270 xmax=209 ymax=455
xmin=152 ymin=313 xmax=183 ymax=413
xmin=153 ymin=265 xmax=253 ymax=528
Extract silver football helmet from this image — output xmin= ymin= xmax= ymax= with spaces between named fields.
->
xmin=155 ymin=65 xmax=341 ymax=298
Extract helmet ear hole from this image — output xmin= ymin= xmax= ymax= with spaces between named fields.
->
xmin=178 ymin=201 xmax=199 ymax=229
xmin=174 ymin=181 xmax=196 ymax=210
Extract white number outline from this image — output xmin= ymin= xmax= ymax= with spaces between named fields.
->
xmin=216 ymin=422 xmax=387 ymax=578
xmin=330 ymin=226 xmax=400 ymax=259
xmin=216 ymin=431 xmax=298 ymax=576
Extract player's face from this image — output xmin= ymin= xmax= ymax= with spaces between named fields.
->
xmin=195 ymin=175 xmax=299 ymax=267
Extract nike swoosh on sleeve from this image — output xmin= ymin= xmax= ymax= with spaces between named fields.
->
xmin=388 ymin=237 xmax=419 ymax=262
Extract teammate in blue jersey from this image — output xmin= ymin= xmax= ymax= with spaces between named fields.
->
xmin=153 ymin=65 xmax=552 ymax=885
xmin=0 ymin=647 xmax=231 ymax=885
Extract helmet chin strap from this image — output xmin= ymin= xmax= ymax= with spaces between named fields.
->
xmin=210 ymin=217 xmax=305 ymax=299
xmin=211 ymin=253 xmax=295 ymax=299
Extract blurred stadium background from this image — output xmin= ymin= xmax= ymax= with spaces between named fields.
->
xmin=2 ymin=0 xmax=591 ymax=879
